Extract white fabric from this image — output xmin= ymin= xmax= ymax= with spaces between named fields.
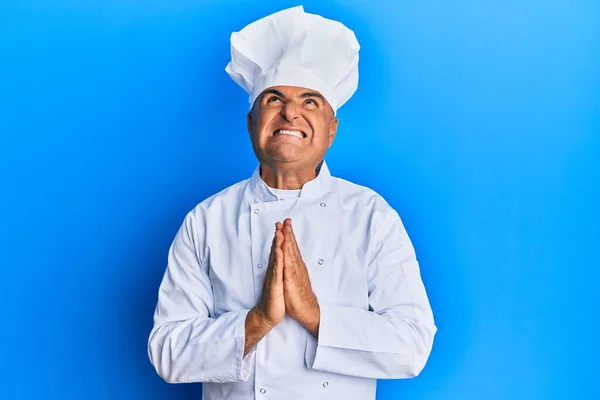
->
xmin=148 ymin=161 xmax=436 ymax=399
xmin=225 ymin=5 xmax=360 ymax=112
xmin=267 ymin=186 xmax=301 ymax=200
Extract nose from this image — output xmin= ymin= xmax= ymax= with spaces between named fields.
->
xmin=281 ymin=101 xmax=299 ymax=122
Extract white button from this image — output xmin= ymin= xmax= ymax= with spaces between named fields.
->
xmin=318 ymin=259 xmax=324 ymax=265
xmin=320 ymin=202 xmax=326 ymax=207
xmin=257 ymin=263 xmax=264 ymax=269
xmin=260 ymin=388 xmax=266 ymax=394
xmin=254 ymin=209 xmax=260 ymax=214
xmin=323 ymin=381 xmax=329 ymax=388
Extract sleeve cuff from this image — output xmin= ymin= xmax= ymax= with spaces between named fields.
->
xmin=305 ymin=330 xmax=318 ymax=368
xmin=233 ymin=309 xmax=256 ymax=381
xmin=305 ymin=299 xmax=333 ymax=369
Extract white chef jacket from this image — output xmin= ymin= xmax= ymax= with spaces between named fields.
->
xmin=148 ymin=161 xmax=436 ymax=399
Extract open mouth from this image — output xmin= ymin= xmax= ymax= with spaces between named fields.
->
xmin=273 ymin=129 xmax=307 ymax=138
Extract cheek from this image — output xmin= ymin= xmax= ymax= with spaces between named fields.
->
xmin=309 ymin=119 xmax=332 ymax=143
xmin=257 ymin=111 xmax=280 ymax=132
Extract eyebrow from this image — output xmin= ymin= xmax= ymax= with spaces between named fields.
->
xmin=261 ymin=89 xmax=325 ymax=104
xmin=261 ymin=89 xmax=285 ymax=99
xmin=299 ymin=92 xmax=325 ymax=104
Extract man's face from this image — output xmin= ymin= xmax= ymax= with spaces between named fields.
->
xmin=247 ymin=85 xmax=338 ymax=168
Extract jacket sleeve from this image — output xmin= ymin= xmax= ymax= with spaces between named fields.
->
xmin=305 ymin=208 xmax=436 ymax=379
xmin=147 ymin=210 xmax=255 ymax=383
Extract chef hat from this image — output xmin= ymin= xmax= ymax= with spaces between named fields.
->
xmin=225 ymin=5 xmax=360 ymax=113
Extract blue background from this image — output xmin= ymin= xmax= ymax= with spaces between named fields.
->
xmin=1 ymin=1 xmax=599 ymax=399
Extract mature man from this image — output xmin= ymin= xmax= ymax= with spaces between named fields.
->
xmin=148 ymin=6 xmax=436 ymax=399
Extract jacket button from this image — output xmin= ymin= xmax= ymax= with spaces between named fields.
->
xmin=257 ymin=263 xmax=263 ymax=269
xmin=260 ymin=388 xmax=266 ymax=394
xmin=320 ymin=202 xmax=326 ymax=207
xmin=318 ymin=259 xmax=324 ymax=265
xmin=323 ymin=381 xmax=329 ymax=388
xmin=254 ymin=209 xmax=260 ymax=214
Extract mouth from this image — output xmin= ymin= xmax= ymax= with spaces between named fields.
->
xmin=273 ymin=129 xmax=307 ymax=139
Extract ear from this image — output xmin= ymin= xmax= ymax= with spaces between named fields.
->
xmin=247 ymin=112 xmax=253 ymax=138
xmin=328 ymin=117 xmax=338 ymax=147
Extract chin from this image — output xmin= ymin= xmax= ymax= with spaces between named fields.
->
xmin=263 ymin=146 xmax=301 ymax=162
xmin=268 ymin=155 xmax=299 ymax=164
xmin=263 ymin=150 xmax=301 ymax=164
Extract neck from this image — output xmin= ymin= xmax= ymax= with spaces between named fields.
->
xmin=260 ymin=161 xmax=322 ymax=189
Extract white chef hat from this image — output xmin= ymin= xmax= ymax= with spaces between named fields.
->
xmin=225 ymin=5 xmax=360 ymax=113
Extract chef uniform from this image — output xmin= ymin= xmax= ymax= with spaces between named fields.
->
xmin=148 ymin=6 xmax=436 ymax=400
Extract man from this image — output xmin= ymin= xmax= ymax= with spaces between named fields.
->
xmin=148 ymin=5 xmax=436 ymax=399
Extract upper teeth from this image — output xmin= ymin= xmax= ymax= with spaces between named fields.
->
xmin=275 ymin=129 xmax=303 ymax=138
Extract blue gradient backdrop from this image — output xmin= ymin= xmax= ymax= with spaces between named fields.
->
xmin=1 ymin=1 xmax=599 ymax=399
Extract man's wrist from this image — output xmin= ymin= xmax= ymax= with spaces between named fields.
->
xmin=244 ymin=307 xmax=275 ymax=355
xmin=248 ymin=307 xmax=276 ymax=333
xmin=297 ymin=296 xmax=320 ymax=337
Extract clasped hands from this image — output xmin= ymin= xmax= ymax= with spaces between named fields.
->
xmin=253 ymin=218 xmax=320 ymax=337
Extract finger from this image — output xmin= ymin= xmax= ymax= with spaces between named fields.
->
xmin=270 ymin=225 xmax=279 ymax=253
xmin=267 ymin=230 xmax=284 ymax=284
xmin=269 ymin=222 xmax=283 ymax=262
xmin=267 ymin=231 xmax=276 ymax=264
xmin=273 ymin=247 xmax=284 ymax=283
xmin=280 ymin=219 xmax=298 ymax=250
xmin=287 ymin=220 xmax=299 ymax=247
xmin=282 ymin=219 xmax=292 ymax=245
xmin=286 ymin=225 xmax=308 ymax=284
xmin=264 ymin=227 xmax=281 ymax=287
xmin=281 ymin=225 xmax=294 ymax=262
xmin=266 ymin=234 xmax=276 ymax=274
xmin=283 ymin=225 xmax=299 ymax=263
xmin=282 ymin=231 xmax=300 ymax=281
xmin=275 ymin=227 xmax=284 ymax=248
xmin=263 ymin=256 xmax=271 ymax=287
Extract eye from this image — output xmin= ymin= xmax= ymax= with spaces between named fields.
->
xmin=267 ymin=96 xmax=282 ymax=104
xmin=304 ymin=98 xmax=319 ymax=107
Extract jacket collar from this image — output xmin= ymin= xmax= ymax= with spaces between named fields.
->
xmin=249 ymin=160 xmax=332 ymax=202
